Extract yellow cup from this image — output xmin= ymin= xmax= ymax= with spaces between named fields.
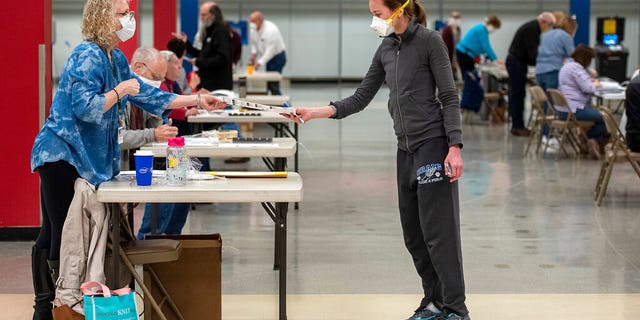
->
xmin=246 ymin=65 xmax=254 ymax=75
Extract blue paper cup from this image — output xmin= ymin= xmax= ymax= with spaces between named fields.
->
xmin=134 ymin=150 xmax=154 ymax=186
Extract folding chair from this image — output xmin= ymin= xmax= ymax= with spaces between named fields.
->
xmin=546 ymin=89 xmax=594 ymax=159
xmin=484 ymin=92 xmax=507 ymax=124
xmin=524 ymin=86 xmax=557 ymax=156
xmin=110 ymin=207 xmax=186 ymax=320
xmin=594 ymin=108 xmax=640 ymax=206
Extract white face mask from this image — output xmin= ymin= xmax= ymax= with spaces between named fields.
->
xmin=116 ymin=12 xmax=136 ymax=42
xmin=486 ymin=25 xmax=496 ymax=34
xmin=370 ymin=16 xmax=395 ymax=37
xmin=138 ymin=75 xmax=162 ymax=88
xmin=369 ymin=0 xmax=410 ymax=37
xmin=448 ymin=17 xmax=460 ymax=26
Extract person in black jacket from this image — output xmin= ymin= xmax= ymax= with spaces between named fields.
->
xmin=625 ymin=74 xmax=640 ymax=152
xmin=506 ymin=12 xmax=556 ymax=137
xmin=173 ymin=1 xmax=232 ymax=91
xmin=283 ymin=0 xmax=469 ymax=319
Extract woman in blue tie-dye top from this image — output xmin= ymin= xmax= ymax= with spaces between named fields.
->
xmin=29 ymin=1 xmax=226 ymax=318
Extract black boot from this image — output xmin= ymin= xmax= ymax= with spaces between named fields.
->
xmin=31 ymin=245 xmax=54 ymax=320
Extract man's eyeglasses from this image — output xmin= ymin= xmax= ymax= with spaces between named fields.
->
xmin=142 ymin=63 xmax=164 ymax=81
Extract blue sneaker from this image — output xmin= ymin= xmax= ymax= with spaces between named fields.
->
xmin=406 ymin=307 xmax=442 ymax=320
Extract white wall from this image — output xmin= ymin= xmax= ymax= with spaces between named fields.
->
xmin=52 ymin=3 xmax=640 ymax=80
xmin=52 ymin=12 xmax=155 ymax=78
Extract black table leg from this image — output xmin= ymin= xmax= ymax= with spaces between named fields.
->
xmin=276 ymin=202 xmax=288 ymax=320
xmin=110 ymin=203 xmax=121 ymax=286
xmin=294 ymin=122 xmax=299 ymax=174
xmin=259 ymin=201 xmax=288 ymax=319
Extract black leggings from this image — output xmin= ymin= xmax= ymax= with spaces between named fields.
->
xmin=35 ymin=161 xmax=79 ymax=260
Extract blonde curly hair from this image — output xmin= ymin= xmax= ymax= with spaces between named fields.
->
xmin=81 ymin=0 xmax=122 ymax=49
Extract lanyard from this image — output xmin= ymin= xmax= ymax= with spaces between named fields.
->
xmin=108 ymin=53 xmax=125 ymax=145
xmin=109 ymin=58 xmax=124 ymax=120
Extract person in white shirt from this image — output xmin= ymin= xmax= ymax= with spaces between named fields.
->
xmin=249 ymin=11 xmax=287 ymax=94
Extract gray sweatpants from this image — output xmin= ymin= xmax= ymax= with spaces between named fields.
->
xmin=396 ymin=137 xmax=468 ymax=316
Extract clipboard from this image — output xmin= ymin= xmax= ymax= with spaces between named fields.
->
xmin=218 ymin=96 xmax=295 ymax=114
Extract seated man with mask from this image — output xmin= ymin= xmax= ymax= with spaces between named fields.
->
xmin=121 ymin=46 xmax=179 ymax=170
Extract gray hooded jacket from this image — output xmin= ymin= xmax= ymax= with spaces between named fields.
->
xmin=331 ymin=19 xmax=462 ymax=152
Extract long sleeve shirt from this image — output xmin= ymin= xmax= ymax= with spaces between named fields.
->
xmin=121 ymin=103 xmax=162 ymax=150
xmin=624 ymin=76 xmax=640 ymax=136
xmin=31 ymin=42 xmax=176 ymax=185
xmin=508 ymin=19 xmax=542 ymax=66
xmin=250 ymin=20 xmax=286 ymax=67
xmin=330 ymin=19 xmax=462 ymax=151
xmin=440 ymin=24 xmax=460 ymax=61
xmin=185 ymin=24 xmax=233 ymax=90
xmin=162 ymin=80 xmax=190 ymax=121
xmin=558 ymin=59 xmax=596 ymax=113
xmin=456 ymin=24 xmax=497 ymax=61
xmin=535 ymin=28 xmax=575 ymax=75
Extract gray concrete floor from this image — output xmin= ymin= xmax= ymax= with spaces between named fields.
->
xmin=2 ymin=83 xmax=640 ymax=300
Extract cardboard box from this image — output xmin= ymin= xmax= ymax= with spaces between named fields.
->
xmin=143 ymin=234 xmax=222 ymax=320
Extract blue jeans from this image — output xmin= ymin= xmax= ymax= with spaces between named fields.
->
xmin=536 ymin=70 xmax=559 ymax=92
xmin=137 ymin=202 xmax=190 ymax=240
xmin=457 ymin=51 xmax=483 ymax=112
xmin=535 ymin=70 xmax=560 ymax=136
xmin=266 ymin=51 xmax=286 ymax=95
xmin=506 ymin=55 xmax=528 ymax=129
xmin=461 ymin=69 xmax=484 ymax=112
xmin=558 ymin=107 xmax=606 ymax=142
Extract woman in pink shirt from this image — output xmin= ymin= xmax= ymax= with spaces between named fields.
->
xmin=558 ymin=44 xmax=606 ymax=159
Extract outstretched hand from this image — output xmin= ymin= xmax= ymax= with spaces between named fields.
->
xmin=280 ymin=107 xmax=314 ymax=123
xmin=200 ymin=94 xmax=227 ymax=111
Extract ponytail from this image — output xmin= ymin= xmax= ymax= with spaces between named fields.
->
xmin=384 ymin=0 xmax=427 ymax=27
xmin=412 ymin=0 xmax=427 ymax=27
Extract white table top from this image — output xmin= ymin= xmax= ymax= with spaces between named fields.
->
xmin=188 ymin=110 xmax=292 ymax=123
xmin=233 ymin=71 xmax=283 ymax=82
xmin=97 ymin=173 xmax=303 ymax=203
xmin=595 ymin=91 xmax=626 ymax=100
xmin=595 ymin=80 xmax=626 ymax=101
xmin=140 ymin=137 xmax=296 ymax=158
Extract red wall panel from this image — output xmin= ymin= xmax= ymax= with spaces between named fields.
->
xmin=154 ymin=0 xmax=177 ymax=51
xmin=0 ymin=1 xmax=51 ymax=227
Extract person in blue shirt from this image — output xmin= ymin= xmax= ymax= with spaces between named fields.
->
xmin=535 ymin=13 xmax=577 ymax=92
xmin=455 ymin=16 xmax=501 ymax=113
xmin=29 ymin=1 xmax=226 ymax=318
xmin=535 ymin=13 xmax=577 ymax=139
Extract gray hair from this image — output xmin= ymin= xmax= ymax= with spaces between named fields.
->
xmin=538 ymin=12 xmax=556 ymax=26
xmin=131 ymin=46 xmax=162 ymax=65
xmin=159 ymin=50 xmax=177 ymax=63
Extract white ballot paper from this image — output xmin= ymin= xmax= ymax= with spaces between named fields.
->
xmin=218 ymin=96 xmax=296 ymax=114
